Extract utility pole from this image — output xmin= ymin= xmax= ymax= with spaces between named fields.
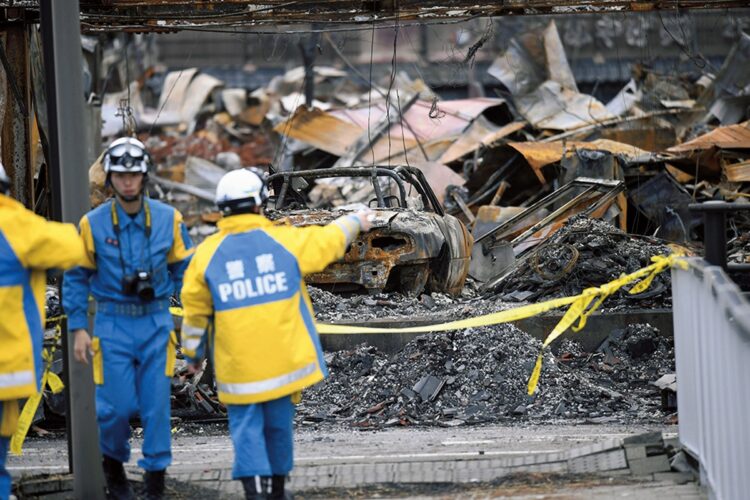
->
xmin=40 ymin=1 xmax=106 ymax=498
xmin=299 ymin=28 xmax=321 ymax=108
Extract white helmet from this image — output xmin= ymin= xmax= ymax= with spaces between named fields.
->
xmin=215 ymin=168 xmax=269 ymax=214
xmin=0 ymin=161 xmax=9 ymax=195
xmin=102 ymin=137 xmax=152 ymax=174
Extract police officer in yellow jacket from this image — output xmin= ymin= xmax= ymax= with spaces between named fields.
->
xmin=0 ymin=162 xmax=87 ymax=500
xmin=63 ymin=138 xmax=194 ymax=500
xmin=180 ymin=168 xmax=371 ymax=499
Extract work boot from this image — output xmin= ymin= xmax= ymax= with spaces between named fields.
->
xmin=143 ymin=469 xmax=166 ymax=500
xmin=241 ymin=475 xmax=268 ymax=500
xmin=270 ymin=475 xmax=293 ymax=500
xmin=102 ymin=455 xmax=134 ymax=500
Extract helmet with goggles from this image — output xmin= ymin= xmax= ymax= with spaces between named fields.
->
xmin=103 ymin=137 xmax=152 ymax=174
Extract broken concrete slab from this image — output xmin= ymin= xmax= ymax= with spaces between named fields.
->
xmin=628 ymin=454 xmax=672 ymax=476
xmin=568 ymin=449 xmax=627 ymax=473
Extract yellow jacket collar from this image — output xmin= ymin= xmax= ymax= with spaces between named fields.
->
xmin=217 ymin=213 xmax=272 ymax=233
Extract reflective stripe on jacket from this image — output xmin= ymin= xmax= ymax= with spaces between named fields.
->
xmin=0 ymin=194 xmax=87 ymax=400
xmin=180 ymin=213 xmax=361 ymax=405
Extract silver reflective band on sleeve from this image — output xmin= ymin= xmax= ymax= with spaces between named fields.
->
xmin=334 ymin=215 xmax=360 ymax=246
xmin=0 ymin=370 xmax=34 ymax=388
xmin=182 ymin=324 xmax=204 ymax=339
xmin=182 ymin=337 xmax=202 ymax=352
xmin=217 ymin=362 xmax=317 ymax=396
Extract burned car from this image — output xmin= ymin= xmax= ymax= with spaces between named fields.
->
xmin=265 ymin=166 xmax=472 ymax=296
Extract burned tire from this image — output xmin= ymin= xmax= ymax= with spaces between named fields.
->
xmin=386 ymin=263 xmax=430 ymax=297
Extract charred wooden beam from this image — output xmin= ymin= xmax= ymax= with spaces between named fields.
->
xmin=0 ymin=24 xmax=33 ymax=207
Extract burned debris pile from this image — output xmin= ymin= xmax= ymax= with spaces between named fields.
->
xmin=491 ymin=217 xmax=674 ymax=309
xmin=296 ymin=322 xmax=673 ymax=429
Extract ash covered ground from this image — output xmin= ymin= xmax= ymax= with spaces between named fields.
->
xmin=308 ymin=285 xmax=506 ymax=323
xmin=296 ymin=323 xmax=675 ymax=429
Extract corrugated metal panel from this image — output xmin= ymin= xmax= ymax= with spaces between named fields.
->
xmin=508 ymin=138 xmax=650 ymax=171
xmin=440 ymin=120 xmax=526 ymax=164
xmin=332 ymin=97 xmax=507 ymax=143
xmin=272 ymin=107 xmax=364 ymax=157
xmin=668 ymin=122 xmax=750 ymax=152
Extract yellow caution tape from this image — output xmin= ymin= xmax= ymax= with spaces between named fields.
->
xmin=10 ymin=377 xmax=46 ymax=454
xmin=47 ymin=372 xmax=65 ymax=394
xmin=315 ymin=294 xmax=582 ymax=335
xmin=316 ymin=254 xmax=685 ymax=395
xmin=167 ymin=254 xmax=687 ymax=398
xmin=526 ymin=254 xmax=687 ymax=395
xmin=10 ymin=326 xmax=65 ymax=455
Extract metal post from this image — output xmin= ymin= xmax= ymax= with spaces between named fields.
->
xmin=703 ymin=210 xmax=727 ymax=269
xmin=299 ymin=29 xmax=320 ymax=108
xmin=40 ymin=1 xmax=106 ymax=498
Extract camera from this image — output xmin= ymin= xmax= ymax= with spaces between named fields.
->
xmin=122 ymin=270 xmax=155 ymax=301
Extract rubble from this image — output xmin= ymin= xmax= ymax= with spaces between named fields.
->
xmin=85 ymin=19 xmax=750 ymax=263
xmin=487 ymin=22 xmax=613 ymax=131
xmin=470 ymin=179 xmax=626 ymax=284
xmin=489 ymin=217 xmax=674 ymax=309
xmin=307 ymin=285 xmax=503 ymax=324
xmin=296 ymin=322 xmax=674 ymax=429
xmin=728 ymin=230 xmax=750 ymax=264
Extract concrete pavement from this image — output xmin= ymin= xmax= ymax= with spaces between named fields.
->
xmin=8 ymin=424 xmax=706 ymax=499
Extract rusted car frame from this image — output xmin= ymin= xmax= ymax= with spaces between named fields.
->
xmin=266 ymin=166 xmax=472 ymax=296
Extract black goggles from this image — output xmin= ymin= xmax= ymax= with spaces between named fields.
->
xmin=108 ymin=143 xmax=148 ymax=167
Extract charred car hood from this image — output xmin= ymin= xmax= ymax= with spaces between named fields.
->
xmin=268 ymin=208 xmax=435 ymax=230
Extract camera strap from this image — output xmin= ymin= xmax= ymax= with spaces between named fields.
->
xmin=110 ymin=199 xmax=153 ymax=277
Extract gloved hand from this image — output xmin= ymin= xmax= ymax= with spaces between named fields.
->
xmin=354 ymin=209 xmax=374 ymax=232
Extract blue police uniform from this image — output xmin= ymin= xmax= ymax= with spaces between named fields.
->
xmin=63 ymin=197 xmax=193 ymax=472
